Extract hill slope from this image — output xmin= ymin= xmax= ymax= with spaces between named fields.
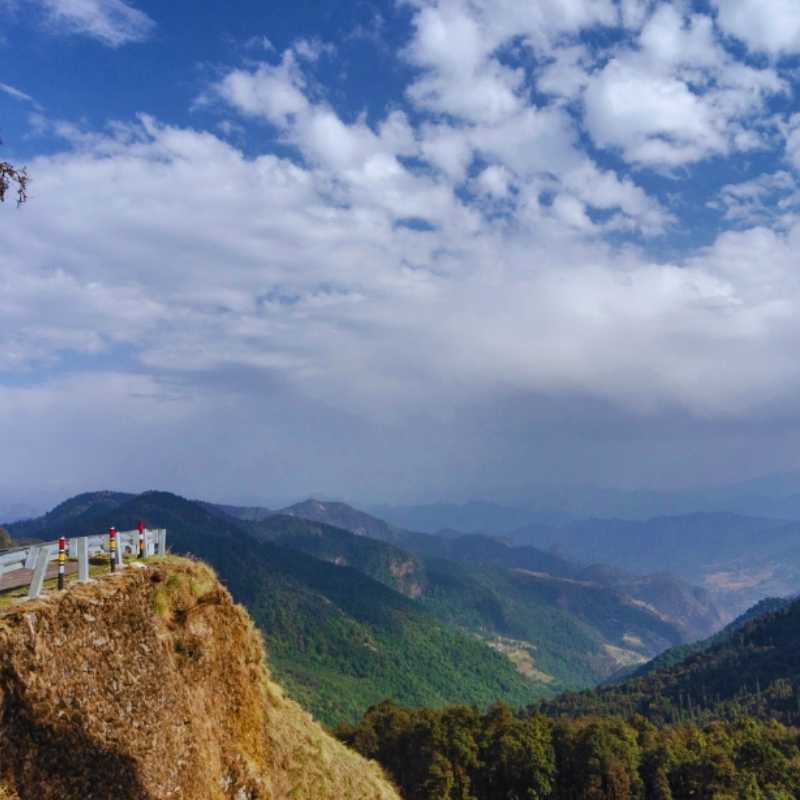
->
xmin=8 ymin=492 xmax=547 ymax=725
xmin=242 ymin=505 xmax=720 ymax=686
xmin=277 ymin=499 xmax=723 ymax=643
xmin=0 ymin=557 xmax=399 ymax=800
xmin=540 ymin=594 xmax=800 ymax=725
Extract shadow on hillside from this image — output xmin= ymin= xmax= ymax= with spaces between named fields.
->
xmin=0 ymin=676 xmax=149 ymax=800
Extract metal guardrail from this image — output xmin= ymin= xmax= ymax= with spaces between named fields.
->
xmin=0 ymin=528 xmax=167 ymax=600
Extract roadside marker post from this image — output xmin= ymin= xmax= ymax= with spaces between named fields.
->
xmin=109 ymin=527 xmax=117 ymax=573
xmin=57 ymin=537 xmax=66 ymax=590
xmin=138 ymin=520 xmax=145 ymax=559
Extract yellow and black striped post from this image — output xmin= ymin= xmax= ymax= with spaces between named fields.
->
xmin=108 ymin=526 xmax=117 ymax=573
xmin=57 ymin=536 xmax=66 ymax=590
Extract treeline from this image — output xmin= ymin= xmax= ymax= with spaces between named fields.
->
xmin=337 ymin=701 xmax=800 ymax=800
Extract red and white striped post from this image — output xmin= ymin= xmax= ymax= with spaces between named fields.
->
xmin=108 ymin=526 xmax=117 ymax=573
xmin=138 ymin=520 xmax=145 ymax=559
xmin=57 ymin=536 xmax=66 ymax=590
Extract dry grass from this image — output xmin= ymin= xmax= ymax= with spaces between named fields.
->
xmin=0 ymin=556 xmax=400 ymax=800
xmin=0 ymin=555 xmax=150 ymax=609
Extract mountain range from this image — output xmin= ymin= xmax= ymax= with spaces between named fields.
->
xmin=374 ymin=470 xmax=800 ymax=526
xmin=4 ymin=490 xmax=730 ymax=724
xmin=511 ymin=512 xmax=800 ymax=617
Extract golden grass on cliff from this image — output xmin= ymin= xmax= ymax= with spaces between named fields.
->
xmin=0 ymin=556 xmax=399 ymax=800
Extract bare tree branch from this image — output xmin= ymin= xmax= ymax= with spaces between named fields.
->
xmin=0 ymin=160 xmax=29 ymax=206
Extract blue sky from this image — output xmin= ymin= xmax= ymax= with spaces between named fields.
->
xmin=3 ymin=0 xmax=800 ymax=508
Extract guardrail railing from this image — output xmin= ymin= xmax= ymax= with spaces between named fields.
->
xmin=0 ymin=527 xmax=167 ymax=600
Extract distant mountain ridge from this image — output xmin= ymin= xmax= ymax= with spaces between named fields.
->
xmin=278 ymin=498 xmax=724 ymax=643
xmin=373 ymin=471 xmax=800 ymax=528
xmin=280 ymin=499 xmax=406 ymax=543
xmin=511 ymin=512 xmax=800 ymax=617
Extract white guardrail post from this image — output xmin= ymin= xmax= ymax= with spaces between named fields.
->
xmin=0 ymin=527 xmax=166 ymax=600
xmin=77 ymin=536 xmax=90 ymax=582
xmin=27 ymin=547 xmax=50 ymax=600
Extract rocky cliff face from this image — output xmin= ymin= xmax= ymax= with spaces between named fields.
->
xmin=0 ymin=557 xmax=399 ymax=800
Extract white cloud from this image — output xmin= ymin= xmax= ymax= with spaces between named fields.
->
xmin=713 ymin=0 xmax=800 ymax=56
xmin=710 ymin=171 xmax=800 ymax=226
xmin=584 ymin=56 xmax=724 ymax=166
xmin=474 ymin=165 xmax=512 ymax=198
xmin=638 ymin=6 xmax=720 ymax=70
xmin=2 ymin=115 xmax=799 ymax=424
xmin=536 ymin=44 xmax=594 ymax=100
xmin=8 ymin=0 xmax=800 ymax=499
xmin=0 ymin=81 xmax=35 ymax=104
xmin=404 ymin=1 xmax=523 ymax=123
xmin=785 ymin=114 xmax=800 ymax=171
xmin=38 ymin=0 xmax=155 ymax=46
xmin=620 ymin=0 xmax=653 ymax=31
xmin=582 ymin=8 xmax=785 ymax=167
xmin=215 ymin=53 xmax=309 ymax=127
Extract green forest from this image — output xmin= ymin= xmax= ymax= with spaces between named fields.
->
xmin=338 ymin=702 xmax=800 ymax=800
xmin=336 ymin=587 xmax=800 ymax=799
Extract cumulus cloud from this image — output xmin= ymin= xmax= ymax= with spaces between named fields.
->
xmin=710 ymin=171 xmax=800 ymax=226
xmin=583 ymin=6 xmax=785 ymax=166
xmin=5 ymin=0 xmax=800 ymax=501
xmin=215 ymin=52 xmax=309 ymax=127
xmin=37 ymin=0 xmax=154 ymax=47
xmin=714 ymin=0 xmax=800 ymax=56
xmin=4 ymin=116 xmax=798 ymax=423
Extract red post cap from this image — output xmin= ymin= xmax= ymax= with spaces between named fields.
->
xmin=138 ymin=520 xmax=145 ymax=533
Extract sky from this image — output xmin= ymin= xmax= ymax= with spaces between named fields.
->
xmin=2 ymin=0 xmax=800 ymax=508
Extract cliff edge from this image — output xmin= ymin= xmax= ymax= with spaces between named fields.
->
xmin=0 ymin=557 xmax=400 ymax=800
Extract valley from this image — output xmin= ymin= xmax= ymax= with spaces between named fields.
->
xmin=4 ymin=488 xmax=800 ymax=799
xmin=3 ymin=489 xmax=740 ymax=726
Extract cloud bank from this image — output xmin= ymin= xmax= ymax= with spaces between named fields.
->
xmin=3 ymin=0 xmax=800 ymax=504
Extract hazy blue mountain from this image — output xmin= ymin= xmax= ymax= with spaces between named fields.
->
xmin=3 ymin=490 xmax=134 ymax=538
xmin=0 ymin=499 xmax=47 ymax=525
xmin=371 ymin=501 xmax=570 ymax=534
xmin=198 ymin=500 xmax=273 ymax=522
xmin=280 ymin=499 xmax=406 ymax=543
xmin=512 ymin=512 xmax=800 ymax=618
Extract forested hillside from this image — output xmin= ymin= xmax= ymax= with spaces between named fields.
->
xmin=225 ymin=498 xmax=724 ymax=687
xmin=540 ymin=595 xmax=800 ymax=726
xmin=339 ymin=701 xmax=800 ymax=800
xmin=336 ymin=593 xmax=800 ymax=799
xmin=277 ymin=499 xmax=723 ymax=642
xmin=5 ymin=491 xmax=545 ymax=724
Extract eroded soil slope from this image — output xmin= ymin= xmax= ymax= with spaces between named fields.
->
xmin=0 ymin=557 xmax=399 ymax=800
